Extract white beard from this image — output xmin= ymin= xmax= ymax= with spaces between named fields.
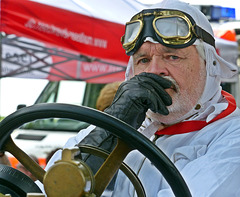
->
xmin=146 ymin=58 xmax=206 ymax=125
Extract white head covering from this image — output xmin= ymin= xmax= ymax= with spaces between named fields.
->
xmin=125 ymin=0 xmax=238 ymax=123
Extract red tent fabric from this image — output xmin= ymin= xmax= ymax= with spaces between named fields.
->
xmin=0 ymin=0 xmax=147 ymax=83
xmin=1 ymin=1 xmax=238 ymax=83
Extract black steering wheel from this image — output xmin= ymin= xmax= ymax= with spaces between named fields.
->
xmin=0 ymin=103 xmax=191 ymax=196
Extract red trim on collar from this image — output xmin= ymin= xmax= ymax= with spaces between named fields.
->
xmin=155 ymin=91 xmax=236 ymax=136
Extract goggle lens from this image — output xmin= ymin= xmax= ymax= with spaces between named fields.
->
xmin=123 ymin=21 xmax=141 ymax=45
xmin=154 ymin=17 xmax=190 ymax=38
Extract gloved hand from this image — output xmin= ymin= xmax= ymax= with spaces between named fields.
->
xmin=104 ymin=72 xmax=173 ymax=129
xmin=77 ymin=72 xmax=172 ymax=176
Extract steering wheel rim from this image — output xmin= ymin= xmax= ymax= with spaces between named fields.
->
xmin=0 ymin=103 xmax=191 ymax=197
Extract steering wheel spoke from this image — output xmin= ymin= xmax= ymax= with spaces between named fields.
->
xmin=3 ymin=137 xmax=46 ymax=183
xmin=94 ymin=139 xmax=132 ymax=196
xmin=0 ymin=103 xmax=191 ymax=197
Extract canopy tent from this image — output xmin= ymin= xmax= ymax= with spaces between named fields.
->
xmin=0 ymin=0 xmax=147 ymax=83
xmin=0 ymin=0 xmax=239 ymax=84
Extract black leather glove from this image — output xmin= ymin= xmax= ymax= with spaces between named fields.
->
xmin=77 ymin=72 xmax=172 ymax=179
xmin=104 ymin=72 xmax=172 ymax=129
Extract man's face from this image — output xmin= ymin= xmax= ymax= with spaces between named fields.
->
xmin=132 ymin=42 xmax=206 ymax=124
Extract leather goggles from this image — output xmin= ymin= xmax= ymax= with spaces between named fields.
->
xmin=121 ymin=9 xmax=215 ymax=55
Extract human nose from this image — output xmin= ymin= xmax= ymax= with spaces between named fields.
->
xmin=147 ymin=58 xmax=169 ymax=77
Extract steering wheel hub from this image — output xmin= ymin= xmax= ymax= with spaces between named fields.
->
xmin=43 ymin=148 xmax=95 ymax=197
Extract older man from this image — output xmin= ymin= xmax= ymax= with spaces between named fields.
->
xmin=43 ymin=0 xmax=240 ymax=196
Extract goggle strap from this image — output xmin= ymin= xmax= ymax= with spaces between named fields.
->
xmin=194 ymin=26 xmax=215 ymax=48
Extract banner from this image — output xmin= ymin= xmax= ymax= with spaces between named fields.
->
xmin=0 ymin=0 xmax=147 ymax=82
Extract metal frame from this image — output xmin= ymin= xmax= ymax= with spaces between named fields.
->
xmin=0 ymin=34 xmax=126 ymax=81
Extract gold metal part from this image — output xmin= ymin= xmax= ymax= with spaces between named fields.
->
xmin=0 ymin=194 xmax=11 ymax=197
xmin=44 ymin=162 xmax=85 ymax=197
xmin=79 ymin=144 xmax=146 ymax=197
xmin=122 ymin=19 xmax=143 ymax=52
xmin=3 ymin=135 xmax=145 ymax=196
xmin=94 ymin=139 xmax=133 ymax=196
xmin=3 ymin=137 xmax=45 ymax=183
xmin=195 ymin=104 xmax=201 ymax=110
xmin=43 ymin=147 xmax=94 ymax=197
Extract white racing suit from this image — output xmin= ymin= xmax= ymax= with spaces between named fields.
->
xmin=42 ymin=93 xmax=240 ymax=197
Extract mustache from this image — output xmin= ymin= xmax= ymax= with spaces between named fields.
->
xmin=162 ymin=76 xmax=179 ymax=93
